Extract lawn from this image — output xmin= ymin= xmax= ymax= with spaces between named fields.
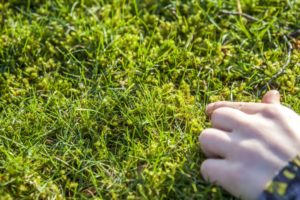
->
xmin=0 ymin=0 xmax=300 ymax=199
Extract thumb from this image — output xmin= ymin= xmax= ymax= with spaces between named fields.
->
xmin=262 ymin=90 xmax=281 ymax=104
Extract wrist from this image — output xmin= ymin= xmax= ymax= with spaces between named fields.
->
xmin=258 ymin=154 xmax=300 ymax=200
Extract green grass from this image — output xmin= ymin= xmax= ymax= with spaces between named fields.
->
xmin=0 ymin=0 xmax=300 ymax=199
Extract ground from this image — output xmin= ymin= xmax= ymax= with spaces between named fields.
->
xmin=0 ymin=0 xmax=300 ymax=199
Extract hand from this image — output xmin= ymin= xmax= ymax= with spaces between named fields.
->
xmin=199 ymin=91 xmax=300 ymax=200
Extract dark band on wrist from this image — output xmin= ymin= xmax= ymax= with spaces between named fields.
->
xmin=258 ymin=155 xmax=300 ymax=200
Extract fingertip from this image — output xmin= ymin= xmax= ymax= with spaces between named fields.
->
xmin=267 ymin=90 xmax=280 ymax=97
xmin=198 ymin=131 xmax=213 ymax=158
xmin=205 ymin=103 xmax=214 ymax=115
xmin=262 ymin=90 xmax=280 ymax=104
xmin=200 ymin=160 xmax=210 ymax=181
xmin=269 ymin=90 xmax=279 ymax=94
xmin=206 ymin=102 xmax=226 ymax=115
xmin=200 ymin=159 xmax=222 ymax=183
xmin=198 ymin=133 xmax=203 ymax=147
xmin=200 ymin=159 xmax=231 ymax=188
xmin=198 ymin=131 xmax=203 ymax=143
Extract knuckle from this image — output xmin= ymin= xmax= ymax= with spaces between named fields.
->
xmin=237 ymin=102 xmax=246 ymax=110
xmin=234 ymin=117 xmax=253 ymax=130
xmin=261 ymin=105 xmax=281 ymax=117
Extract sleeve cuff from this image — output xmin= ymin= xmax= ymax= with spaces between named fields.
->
xmin=258 ymin=155 xmax=300 ymax=200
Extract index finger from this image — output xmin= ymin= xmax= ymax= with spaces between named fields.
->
xmin=206 ymin=101 xmax=269 ymax=116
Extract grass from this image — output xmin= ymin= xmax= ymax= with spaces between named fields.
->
xmin=0 ymin=0 xmax=300 ymax=199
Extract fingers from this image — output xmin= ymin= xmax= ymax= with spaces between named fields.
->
xmin=201 ymin=159 xmax=233 ymax=185
xmin=199 ymin=128 xmax=232 ymax=158
xmin=262 ymin=90 xmax=280 ymax=104
xmin=211 ymin=107 xmax=248 ymax=131
xmin=206 ymin=101 xmax=272 ymax=116
xmin=201 ymin=159 xmax=246 ymax=199
xmin=206 ymin=91 xmax=281 ymax=116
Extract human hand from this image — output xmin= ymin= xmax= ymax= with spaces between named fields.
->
xmin=199 ymin=91 xmax=300 ymax=200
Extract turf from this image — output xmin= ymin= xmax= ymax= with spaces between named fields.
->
xmin=0 ymin=0 xmax=300 ymax=199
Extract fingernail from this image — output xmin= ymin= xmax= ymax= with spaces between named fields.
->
xmin=270 ymin=90 xmax=279 ymax=95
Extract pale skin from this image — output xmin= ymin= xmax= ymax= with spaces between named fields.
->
xmin=199 ymin=90 xmax=300 ymax=200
